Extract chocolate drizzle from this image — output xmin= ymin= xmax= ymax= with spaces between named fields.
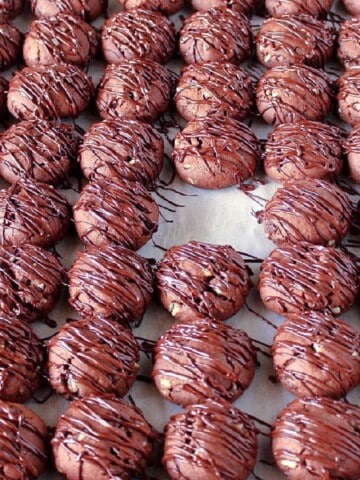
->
xmin=337 ymin=17 xmax=360 ymax=68
xmin=191 ymin=0 xmax=257 ymax=14
xmin=101 ymin=9 xmax=176 ymax=65
xmin=120 ymin=0 xmax=184 ymax=14
xmin=0 ymin=20 xmax=21 ymax=71
xmin=337 ymin=66 xmax=360 ymax=126
xmin=30 ymin=0 xmax=108 ymax=21
xmin=68 ymin=244 xmax=154 ymax=325
xmin=265 ymin=0 xmax=333 ymax=18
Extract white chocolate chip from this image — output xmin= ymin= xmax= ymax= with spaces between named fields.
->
xmin=331 ymin=307 xmax=341 ymax=315
xmin=169 ymin=302 xmax=181 ymax=316
xmin=281 ymin=460 xmax=298 ymax=470
xmin=159 ymin=378 xmax=172 ymax=390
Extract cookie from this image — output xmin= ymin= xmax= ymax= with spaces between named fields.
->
xmin=337 ymin=66 xmax=360 ymax=126
xmin=346 ymin=124 xmax=360 ymax=183
xmin=266 ymin=0 xmax=333 ymax=17
xmin=30 ymin=0 xmax=108 ymax=20
xmin=337 ymin=17 xmax=360 ymax=68
xmin=0 ymin=19 xmax=22 ymax=71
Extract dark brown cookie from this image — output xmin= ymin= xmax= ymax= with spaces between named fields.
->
xmin=0 ymin=119 xmax=81 ymax=185
xmin=73 ymin=177 xmax=159 ymax=250
xmin=172 ymin=116 xmax=258 ymax=189
xmin=259 ymin=243 xmax=358 ymax=316
xmin=272 ymin=397 xmax=360 ymax=479
xmin=0 ymin=20 xmax=21 ymax=71
xmin=101 ymin=9 xmax=176 ymax=65
xmin=0 ymin=179 xmax=70 ymax=248
xmin=30 ymin=0 xmax=108 ymax=20
xmin=96 ymin=60 xmax=173 ymax=123
xmin=342 ymin=0 xmax=360 ymax=15
xmin=272 ymin=312 xmax=360 ymax=399
xmin=163 ymin=399 xmax=257 ymax=480
xmin=264 ymin=120 xmax=344 ymax=182
xmin=0 ymin=401 xmax=48 ymax=478
xmin=68 ymin=244 xmax=154 ymax=325
xmin=0 ymin=0 xmax=24 ymax=18
xmin=256 ymin=64 xmax=332 ymax=125
xmin=0 ymin=317 xmax=44 ymax=402
xmin=337 ymin=17 xmax=360 ymax=69
xmin=152 ymin=318 xmax=256 ymax=406
xmin=346 ymin=124 xmax=360 ymax=183
xmin=156 ymin=241 xmax=252 ymax=322
xmin=179 ymin=8 xmax=252 ymax=65
xmin=119 ymin=0 xmax=184 ymax=14
xmin=52 ymin=396 xmax=155 ymax=480
xmin=256 ymin=15 xmax=334 ymax=68
xmin=0 ymin=76 xmax=7 ymax=115
xmin=23 ymin=13 xmax=98 ymax=67
xmin=266 ymin=0 xmax=333 ymax=17
xmin=258 ymin=179 xmax=352 ymax=246
xmin=48 ymin=317 xmax=139 ymax=399
xmin=337 ymin=66 xmax=360 ymax=126
xmin=0 ymin=244 xmax=63 ymax=322
xmin=8 ymin=64 xmax=94 ymax=120
xmin=175 ymin=62 xmax=253 ymax=121
xmin=191 ymin=0 xmax=257 ymax=14
xmin=78 ymin=119 xmax=163 ymax=187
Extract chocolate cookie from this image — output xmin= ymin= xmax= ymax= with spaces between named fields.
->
xmin=346 ymin=124 xmax=360 ymax=183
xmin=96 ymin=59 xmax=173 ymax=123
xmin=119 ymin=0 xmax=184 ymax=14
xmin=272 ymin=397 xmax=360 ymax=479
xmin=0 ymin=20 xmax=21 ymax=71
xmin=337 ymin=17 xmax=360 ymax=68
xmin=0 ymin=119 xmax=81 ymax=185
xmin=266 ymin=0 xmax=333 ymax=17
xmin=30 ymin=0 xmax=108 ymax=20
xmin=78 ymin=119 xmax=163 ymax=187
xmin=153 ymin=318 xmax=256 ymax=406
xmin=0 ymin=0 xmax=23 ymax=18
xmin=23 ymin=13 xmax=98 ymax=67
xmin=172 ymin=116 xmax=258 ymax=188
xmin=0 ymin=401 xmax=48 ymax=478
xmin=68 ymin=244 xmax=154 ymax=325
xmin=0 ymin=316 xmax=44 ymax=402
xmin=0 ymin=179 xmax=70 ymax=247
xmin=175 ymin=62 xmax=253 ymax=121
xmin=256 ymin=64 xmax=332 ymax=124
xmin=73 ymin=177 xmax=159 ymax=250
xmin=101 ymin=9 xmax=175 ymax=65
xmin=272 ymin=312 xmax=360 ymax=399
xmin=259 ymin=179 xmax=352 ymax=246
xmin=0 ymin=244 xmax=63 ymax=322
xmin=264 ymin=120 xmax=344 ymax=182
xmin=342 ymin=0 xmax=360 ymax=15
xmin=163 ymin=399 xmax=257 ymax=480
xmin=338 ymin=66 xmax=360 ymax=126
xmin=48 ymin=317 xmax=139 ymax=399
xmin=156 ymin=241 xmax=252 ymax=322
xmin=259 ymin=243 xmax=358 ymax=316
xmin=52 ymin=396 xmax=155 ymax=480
xmin=191 ymin=0 xmax=257 ymax=14
xmin=179 ymin=8 xmax=252 ymax=65
xmin=8 ymin=64 xmax=94 ymax=120
xmin=256 ymin=15 xmax=334 ymax=68
xmin=0 ymin=76 xmax=7 ymax=115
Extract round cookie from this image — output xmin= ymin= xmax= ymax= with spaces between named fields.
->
xmin=96 ymin=59 xmax=173 ymax=123
xmin=259 ymin=243 xmax=358 ymax=316
xmin=73 ymin=177 xmax=159 ymax=250
xmin=0 ymin=0 xmax=24 ymax=18
xmin=156 ymin=241 xmax=252 ymax=322
xmin=0 ymin=76 xmax=7 ymax=115
xmin=78 ymin=119 xmax=163 ymax=187
xmin=0 ymin=244 xmax=64 ymax=322
xmin=179 ymin=8 xmax=252 ymax=65
xmin=264 ymin=120 xmax=344 ymax=182
xmin=191 ymin=0 xmax=257 ymax=14
xmin=172 ymin=116 xmax=258 ymax=188
xmin=175 ymin=62 xmax=253 ymax=121
xmin=101 ymin=9 xmax=176 ymax=65
xmin=0 ymin=401 xmax=48 ymax=478
xmin=266 ymin=0 xmax=333 ymax=17
xmin=272 ymin=397 xmax=360 ymax=480
xmin=52 ymin=396 xmax=155 ymax=480
xmin=0 ymin=316 xmax=44 ymax=403
xmin=272 ymin=312 xmax=360 ymax=399
xmin=256 ymin=15 xmax=334 ymax=68
xmin=68 ymin=244 xmax=154 ymax=325
xmin=48 ymin=317 xmax=139 ymax=399
xmin=259 ymin=179 xmax=352 ymax=246
xmin=7 ymin=64 xmax=94 ymax=121
xmin=163 ymin=399 xmax=257 ymax=480
xmin=342 ymin=0 xmax=360 ymax=15
xmin=0 ymin=20 xmax=22 ymax=71
xmin=346 ymin=124 xmax=360 ymax=183
xmin=30 ymin=0 xmax=108 ymax=20
xmin=119 ymin=0 xmax=184 ymax=14
xmin=337 ymin=17 xmax=360 ymax=69
xmin=0 ymin=119 xmax=81 ymax=185
xmin=152 ymin=318 xmax=256 ymax=406
xmin=337 ymin=66 xmax=360 ymax=127
xmin=256 ymin=64 xmax=332 ymax=125
xmin=23 ymin=14 xmax=98 ymax=67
